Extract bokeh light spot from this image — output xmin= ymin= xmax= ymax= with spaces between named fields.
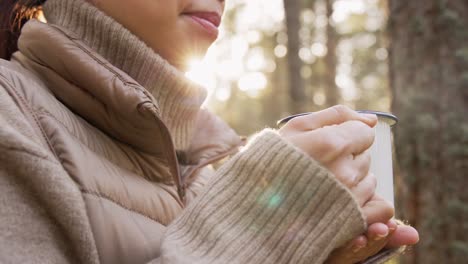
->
xmin=274 ymin=45 xmax=288 ymax=58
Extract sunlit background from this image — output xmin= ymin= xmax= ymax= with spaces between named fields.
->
xmin=186 ymin=0 xmax=389 ymax=135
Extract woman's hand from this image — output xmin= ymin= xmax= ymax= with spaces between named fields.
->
xmin=278 ymin=105 xmax=394 ymax=224
xmin=325 ymin=219 xmax=419 ymax=264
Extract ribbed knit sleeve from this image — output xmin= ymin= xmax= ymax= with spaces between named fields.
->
xmin=161 ymin=129 xmax=366 ymax=264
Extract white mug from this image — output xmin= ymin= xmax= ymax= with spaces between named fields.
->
xmin=358 ymin=111 xmax=398 ymax=205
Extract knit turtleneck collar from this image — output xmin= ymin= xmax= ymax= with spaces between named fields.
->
xmin=42 ymin=0 xmax=207 ymax=150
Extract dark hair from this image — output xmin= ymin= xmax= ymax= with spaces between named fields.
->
xmin=0 ymin=0 xmax=46 ymax=60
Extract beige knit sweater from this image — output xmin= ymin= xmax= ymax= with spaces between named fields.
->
xmin=0 ymin=0 xmax=371 ymax=263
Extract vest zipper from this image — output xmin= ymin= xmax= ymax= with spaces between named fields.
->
xmin=152 ymin=115 xmax=187 ymax=205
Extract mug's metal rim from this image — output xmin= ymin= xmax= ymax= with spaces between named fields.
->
xmin=276 ymin=112 xmax=312 ymax=127
xmin=277 ymin=110 xmax=398 ymax=127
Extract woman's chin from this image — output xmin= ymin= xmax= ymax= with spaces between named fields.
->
xmin=172 ymin=50 xmax=211 ymax=71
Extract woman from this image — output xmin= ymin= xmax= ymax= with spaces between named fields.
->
xmin=0 ymin=0 xmax=418 ymax=263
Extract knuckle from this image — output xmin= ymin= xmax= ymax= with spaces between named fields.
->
xmin=350 ymin=171 xmax=360 ymax=187
xmin=360 ymin=151 xmax=372 ymax=169
xmin=341 ymin=168 xmax=357 ymax=187
xmin=353 ymin=121 xmax=375 ymax=147
xmin=323 ymin=131 xmax=349 ymax=154
xmin=365 ymin=174 xmax=377 ymax=195
xmin=331 ymin=104 xmax=352 ymax=117
xmin=324 ymin=127 xmax=348 ymax=149
xmin=337 ymin=137 xmax=352 ymax=154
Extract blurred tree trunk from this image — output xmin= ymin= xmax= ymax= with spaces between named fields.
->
xmin=324 ymin=0 xmax=339 ymax=107
xmin=389 ymin=1 xmax=468 ymax=263
xmin=284 ymin=0 xmax=305 ymax=113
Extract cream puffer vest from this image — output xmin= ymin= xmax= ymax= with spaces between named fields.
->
xmin=0 ymin=20 xmax=243 ymax=263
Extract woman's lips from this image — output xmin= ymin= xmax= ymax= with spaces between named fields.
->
xmin=185 ymin=12 xmax=221 ymax=38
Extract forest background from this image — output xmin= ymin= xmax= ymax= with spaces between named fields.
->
xmin=186 ymin=0 xmax=468 ymax=263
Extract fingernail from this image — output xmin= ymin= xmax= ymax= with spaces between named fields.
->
xmin=388 ymin=220 xmax=397 ymax=231
xmin=374 ymin=233 xmax=388 ymax=241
